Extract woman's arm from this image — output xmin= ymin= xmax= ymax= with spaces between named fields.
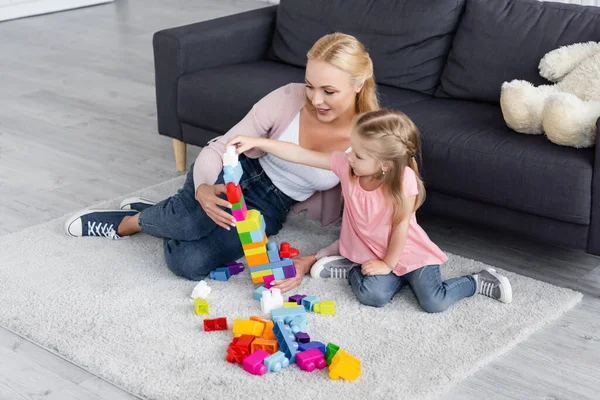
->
xmin=226 ymin=136 xmax=332 ymax=171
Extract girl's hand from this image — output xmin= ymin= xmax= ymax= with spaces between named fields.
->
xmin=195 ymin=183 xmax=236 ymax=230
xmin=270 ymin=255 xmax=316 ymax=293
xmin=361 ymin=260 xmax=393 ymax=276
xmin=225 ymin=135 xmax=262 ymax=154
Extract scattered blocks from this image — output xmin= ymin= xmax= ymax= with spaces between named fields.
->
xmin=288 ymin=294 xmax=306 ymax=305
xmin=224 ymin=261 xmax=244 ymax=276
xmin=243 ymin=349 xmax=270 ymax=375
xmin=301 ymin=296 xmax=321 ymax=312
xmin=190 ymin=280 xmax=211 ymax=299
xmin=264 ymin=351 xmax=290 ymax=373
xmin=295 ymin=332 xmax=310 ymax=343
xmin=329 ymin=349 xmax=361 ymax=381
xmin=232 ymin=319 xmax=265 ymax=337
xmin=209 ymin=267 xmax=231 ymax=281
xmin=299 ymin=341 xmax=326 ymax=354
xmin=254 ymin=286 xmax=268 ymax=301
xmin=296 ymin=348 xmax=327 ymax=372
xmin=325 ymin=342 xmax=340 ymax=366
xmin=204 ymin=317 xmax=228 ymax=331
xmin=314 ymin=300 xmax=336 ymax=316
xmin=194 ymin=298 xmax=209 ymax=315
xmin=271 ymin=306 xmax=306 ymax=333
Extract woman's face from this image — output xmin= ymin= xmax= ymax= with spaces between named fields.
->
xmin=305 ymin=59 xmax=359 ymax=123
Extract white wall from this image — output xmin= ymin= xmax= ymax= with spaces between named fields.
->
xmin=0 ymin=0 xmax=114 ymax=22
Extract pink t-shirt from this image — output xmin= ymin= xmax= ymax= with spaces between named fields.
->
xmin=331 ymin=152 xmax=448 ymax=276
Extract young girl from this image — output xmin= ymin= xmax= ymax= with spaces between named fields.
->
xmin=226 ymin=109 xmax=512 ymax=311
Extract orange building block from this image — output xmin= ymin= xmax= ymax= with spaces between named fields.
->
xmin=246 ymin=252 xmax=270 ymax=267
xmin=262 ymin=320 xmax=276 ymax=340
xmin=242 ymin=234 xmax=268 ymax=251
xmin=251 ymin=338 xmax=279 ymax=355
xmin=232 ymin=319 xmax=265 ymax=337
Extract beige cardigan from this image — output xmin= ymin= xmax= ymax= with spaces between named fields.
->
xmin=192 ymin=83 xmax=343 ymax=226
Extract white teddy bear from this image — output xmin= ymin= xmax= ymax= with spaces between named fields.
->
xmin=500 ymin=41 xmax=600 ymax=148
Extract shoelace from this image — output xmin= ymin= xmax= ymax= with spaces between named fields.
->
xmin=330 ymin=267 xmax=348 ymax=279
xmin=87 ymin=221 xmax=121 ymax=240
xmin=479 ymin=279 xmax=496 ymax=298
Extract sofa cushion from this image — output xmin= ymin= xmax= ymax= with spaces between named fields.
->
xmin=436 ymin=0 xmax=600 ymax=103
xmin=401 ymin=99 xmax=593 ymax=225
xmin=177 ymin=61 xmax=432 ymax=134
xmin=268 ymin=0 xmax=466 ymax=95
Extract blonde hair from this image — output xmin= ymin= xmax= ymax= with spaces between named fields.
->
xmin=352 ymin=109 xmax=426 ymax=226
xmin=306 ymin=33 xmax=379 ymax=114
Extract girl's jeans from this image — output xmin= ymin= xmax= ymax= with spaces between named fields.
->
xmin=348 ymin=264 xmax=477 ymax=313
xmin=138 ymin=156 xmax=296 ymax=280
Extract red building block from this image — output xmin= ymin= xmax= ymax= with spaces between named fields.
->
xmin=279 ymin=242 xmax=300 ymax=258
xmin=226 ymin=334 xmax=255 ymax=364
xmin=226 ymin=182 xmax=242 ymax=204
xmin=203 ymin=317 xmax=228 ymax=331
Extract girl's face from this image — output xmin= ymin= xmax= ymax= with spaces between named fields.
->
xmin=305 ymin=59 xmax=360 ymax=123
xmin=347 ymin=132 xmax=384 ymax=178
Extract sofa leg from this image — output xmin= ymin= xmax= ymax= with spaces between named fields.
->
xmin=172 ymin=139 xmax=187 ymax=171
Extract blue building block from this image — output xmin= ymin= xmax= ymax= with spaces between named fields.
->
xmin=298 ymin=341 xmax=326 ymax=354
xmin=264 ymin=351 xmax=290 ymax=373
xmin=301 ymin=296 xmax=321 ymax=312
xmin=273 ymin=321 xmax=299 ymax=363
xmin=272 ymin=267 xmax=285 ymax=280
xmin=249 ymin=258 xmax=294 ymax=274
xmin=248 ymin=215 xmax=266 ymax=242
xmin=254 ymin=286 xmax=268 ymax=301
xmin=266 ymin=241 xmax=281 ymax=263
xmin=288 ymin=315 xmax=307 ymax=333
xmin=223 ymin=163 xmax=242 ymax=185
xmin=271 ymin=307 xmax=306 ymax=333
xmin=209 ymin=267 xmax=231 ymax=281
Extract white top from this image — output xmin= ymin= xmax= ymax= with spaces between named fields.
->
xmin=259 ymin=112 xmax=341 ymax=202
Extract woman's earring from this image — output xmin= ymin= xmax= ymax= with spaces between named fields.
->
xmin=382 ymin=170 xmax=386 ymax=176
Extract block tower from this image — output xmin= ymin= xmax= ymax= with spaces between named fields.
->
xmin=223 ymin=147 xmax=297 ymax=286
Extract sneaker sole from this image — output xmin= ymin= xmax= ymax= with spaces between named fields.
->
xmin=310 ymin=255 xmax=347 ymax=279
xmin=119 ymin=197 xmax=155 ymax=210
xmin=486 ymin=268 xmax=513 ymax=304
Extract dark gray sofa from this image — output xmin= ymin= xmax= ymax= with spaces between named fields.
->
xmin=152 ymin=0 xmax=600 ymax=255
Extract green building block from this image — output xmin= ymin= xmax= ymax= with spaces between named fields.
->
xmin=238 ymin=231 xmax=253 ymax=245
xmin=325 ymin=342 xmax=340 ymax=366
xmin=232 ymin=195 xmax=245 ymax=210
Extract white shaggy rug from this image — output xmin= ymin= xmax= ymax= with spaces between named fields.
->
xmin=0 ymin=176 xmax=583 ymax=400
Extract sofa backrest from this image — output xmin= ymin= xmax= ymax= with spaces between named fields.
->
xmin=267 ymin=0 xmax=466 ymax=95
xmin=436 ymin=0 xmax=600 ymax=104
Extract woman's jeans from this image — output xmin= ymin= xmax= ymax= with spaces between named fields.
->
xmin=348 ymin=264 xmax=477 ymax=313
xmin=138 ymin=156 xmax=296 ymax=280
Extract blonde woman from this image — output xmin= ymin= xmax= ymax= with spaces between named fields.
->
xmin=65 ymin=33 xmax=379 ymax=292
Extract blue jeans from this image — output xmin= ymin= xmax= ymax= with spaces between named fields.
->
xmin=348 ymin=264 xmax=476 ymax=313
xmin=138 ymin=156 xmax=296 ymax=280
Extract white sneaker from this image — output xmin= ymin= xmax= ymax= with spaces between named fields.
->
xmin=119 ymin=197 xmax=156 ymax=211
xmin=310 ymin=256 xmax=357 ymax=279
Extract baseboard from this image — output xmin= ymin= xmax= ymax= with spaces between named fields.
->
xmin=0 ymin=0 xmax=114 ymax=22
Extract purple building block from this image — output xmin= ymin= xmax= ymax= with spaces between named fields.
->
xmin=295 ymin=332 xmax=310 ymax=343
xmin=288 ymin=294 xmax=306 ymax=305
xmin=282 ymin=264 xmax=296 ymax=278
xmin=224 ymin=261 xmax=244 ymax=276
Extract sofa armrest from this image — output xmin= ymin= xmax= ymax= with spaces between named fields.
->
xmin=587 ymin=117 xmax=600 ymax=254
xmin=152 ymin=5 xmax=278 ymax=140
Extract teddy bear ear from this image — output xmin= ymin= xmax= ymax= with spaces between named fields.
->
xmin=539 ymin=41 xmax=600 ymax=83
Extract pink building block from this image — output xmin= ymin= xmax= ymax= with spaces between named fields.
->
xmin=296 ymin=348 xmax=327 ymax=372
xmin=263 ymin=275 xmax=275 ymax=288
xmin=243 ymin=349 xmax=270 ymax=375
xmin=232 ymin=203 xmax=248 ymax=221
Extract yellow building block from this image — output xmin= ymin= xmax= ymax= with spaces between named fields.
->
xmin=243 ymin=246 xmax=267 ymax=257
xmin=235 ymin=209 xmax=262 ymax=233
xmin=246 ymin=252 xmax=270 ymax=267
xmin=232 ymin=319 xmax=265 ymax=337
xmin=329 ymin=350 xmax=361 ymax=381
xmin=251 ymin=269 xmax=273 ymax=279
xmin=314 ymin=300 xmax=336 ymax=316
xmin=283 ymin=302 xmax=298 ymax=308
xmin=194 ymin=298 xmax=208 ymax=315
xmin=242 ymin=234 xmax=268 ymax=251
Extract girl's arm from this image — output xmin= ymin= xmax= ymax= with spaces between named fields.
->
xmin=226 ymin=136 xmax=332 ymax=171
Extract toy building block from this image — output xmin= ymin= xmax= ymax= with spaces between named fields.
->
xmin=301 ymin=296 xmax=321 ymax=312
xmin=232 ymin=204 xmax=247 ymax=222
xmin=226 ymin=182 xmax=242 ymax=204
xmin=299 ymin=341 xmax=326 ymax=354
xmin=249 ymin=315 xmax=269 ymax=325
xmin=262 ymin=320 xmax=276 ymax=340
xmin=226 ymin=334 xmax=255 ymax=364
xmin=224 ymin=261 xmax=244 ymax=276
xmin=194 ymin=298 xmax=209 ymax=315
xmin=296 ymin=348 xmax=327 ymax=372
xmin=282 ymin=264 xmax=296 ymax=278
xmin=279 ymin=242 xmax=300 ymax=258
xmin=284 ymin=302 xmax=298 ymax=308
xmin=223 ymin=146 xmax=239 ymax=167
xmin=270 ymin=307 xmax=306 ymax=333
xmin=251 ymin=338 xmax=279 ymax=355
xmin=272 ymin=320 xmax=299 ymax=363
xmin=254 ymin=286 xmax=268 ymax=301
xmin=231 ymin=194 xmax=245 ymax=209
xmin=264 ymin=351 xmax=290 ymax=373
xmin=190 ymin=280 xmax=211 ymax=299
xmin=314 ymin=300 xmax=336 ymax=316
xmin=209 ymin=267 xmax=231 ymax=281
xmin=295 ymin=332 xmax=310 ymax=343
xmin=246 ymin=253 xmax=270 ymax=267
xmin=242 ymin=235 xmax=268 ymax=251
xmin=237 ymin=231 xmax=254 ymax=245
xmin=329 ymin=349 xmax=361 ymax=381
xmin=325 ymin=342 xmax=340 ymax=366
xmin=288 ymin=294 xmax=306 ymax=305
xmin=243 ymin=246 xmax=268 ymax=258
xmin=263 ymin=275 xmax=275 ymax=288
xmin=243 ymin=349 xmax=270 ymax=376
xmin=250 ymin=258 xmax=293 ymax=272
xmin=249 ymin=225 xmax=266 ymax=242
xmin=236 ymin=209 xmax=262 ymax=233
xmin=232 ymin=319 xmax=265 ymax=337
xmin=251 ymin=270 xmax=273 ymax=284
xmin=266 ymin=241 xmax=281 ymax=263
xmin=204 ymin=317 xmax=228 ymax=331
xmin=260 ymin=288 xmax=284 ymax=315
xmin=272 ymin=267 xmax=285 ymax=280
xmin=223 ymin=164 xmax=243 ymax=186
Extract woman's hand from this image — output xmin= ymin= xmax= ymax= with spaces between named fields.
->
xmin=195 ymin=184 xmax=236 ymax=230
xmin=225 ymin=135 xmax=263 ymax=154
xmin=361 ymin=259 xmax=393 ymax=276
xmin=271 ymin=255 xmax=316 ymax=293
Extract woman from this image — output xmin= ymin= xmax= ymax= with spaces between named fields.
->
xmin=65 ymin=33 xmax=380 ymax=293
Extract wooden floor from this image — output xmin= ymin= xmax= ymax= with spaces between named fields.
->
xmin=0 ymin=0 xmax=598 ymax=399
